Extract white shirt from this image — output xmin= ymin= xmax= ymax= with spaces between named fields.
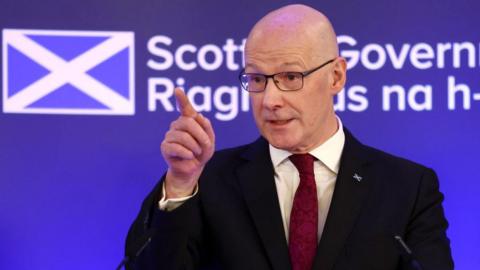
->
xmin=160 ymin=118 xmax=345 ymax=242
xmin=270 ymin=117 xmax=345 ymax=242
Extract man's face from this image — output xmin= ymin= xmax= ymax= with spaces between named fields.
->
xmin=245 ymin=32 xmax=341 ymax=153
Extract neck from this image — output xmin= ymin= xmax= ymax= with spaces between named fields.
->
xmin=291 ymin=114 xmax=339 ymax=154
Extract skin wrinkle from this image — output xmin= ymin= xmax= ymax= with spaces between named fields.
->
xmin=245 ymin=4 xmax=347 ymax=153
xmin=246 ymin=53 xmax=308 ymax=72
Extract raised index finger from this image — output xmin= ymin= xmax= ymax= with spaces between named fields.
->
xmin=175 ymin=88 xmax=197 ymax=117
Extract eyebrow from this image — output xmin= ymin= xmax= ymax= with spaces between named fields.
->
xmin=245 ymin=61 xmax=306 ymax=72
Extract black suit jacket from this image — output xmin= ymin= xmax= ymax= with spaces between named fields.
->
xmin=125 ymin=129 xmax=453 ymax=270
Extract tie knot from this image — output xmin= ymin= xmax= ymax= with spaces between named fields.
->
xmin=289 ymin=153 xmax=315 ymax=176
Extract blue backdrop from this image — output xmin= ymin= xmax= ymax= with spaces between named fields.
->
xmin=1 ymin=0 xmax=478 ymax=269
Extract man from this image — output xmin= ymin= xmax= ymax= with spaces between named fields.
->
xmin=125 ymin=4 xmax=453 ymax=270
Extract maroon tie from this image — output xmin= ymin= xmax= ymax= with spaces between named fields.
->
xmin=288 ymin=154 xmax=318 ymax=270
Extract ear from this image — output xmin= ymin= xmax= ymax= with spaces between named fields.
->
xmin=329 ymin=57 xmax=347 ymax=94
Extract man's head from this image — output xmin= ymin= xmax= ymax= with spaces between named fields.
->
xmin=244 ymin=4 xmax=346 ymax=153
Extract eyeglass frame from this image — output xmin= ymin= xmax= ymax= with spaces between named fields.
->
xmin=238 ymin=58 xmax=336 ymax=92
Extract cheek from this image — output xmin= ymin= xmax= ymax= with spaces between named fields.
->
xmin=296 ymin=93 xmax=330 ymax=127
xmin=251 ymin=98 xmax=260 ymax=111
xmin=250 ymin=97 xmax=264 ymax=127
xmin=251 ymin=95 xmax=267 ymax=119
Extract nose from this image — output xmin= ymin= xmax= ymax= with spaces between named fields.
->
xmin=262 ymin=77 xmax=284 ymax=110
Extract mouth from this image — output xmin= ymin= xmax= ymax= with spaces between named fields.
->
xmin=267 ymin=119 xmax=294 ymax=126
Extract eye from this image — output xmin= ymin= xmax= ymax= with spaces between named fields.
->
xmin=249 ymin=74 xmax=265 ymax=84
xmin=276 ymin=72 xmax=302 ymax=83
xmin=285 ymin=72 xmax=302 ymax=81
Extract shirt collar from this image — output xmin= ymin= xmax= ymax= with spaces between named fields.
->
xmin=269 ymin=116 xmax=345 ymax=174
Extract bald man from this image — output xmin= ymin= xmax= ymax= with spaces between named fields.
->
xmin=125 ymin=5 xmax=453 ymax=270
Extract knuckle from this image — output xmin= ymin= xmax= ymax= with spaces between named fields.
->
xmin=164 ymin=130 xmax=175 ymax=142
xmin=169 ymin=120 xmax=179 ymax=130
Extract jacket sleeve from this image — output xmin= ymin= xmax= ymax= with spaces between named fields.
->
xmin=403 ymin=168 xmax=454 ymax=270
xmin=124 ymin=176 xmax=210 ymax=270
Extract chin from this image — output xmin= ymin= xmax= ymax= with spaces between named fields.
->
xmin=265 ymin=134 xmax=300 ymax=151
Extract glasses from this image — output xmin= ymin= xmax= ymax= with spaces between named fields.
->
xmin=239 ymin=58 xmax=335 ymax=92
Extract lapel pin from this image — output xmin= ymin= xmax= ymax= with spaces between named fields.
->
xmin=353 ymin=173 xmax=363 ymax=182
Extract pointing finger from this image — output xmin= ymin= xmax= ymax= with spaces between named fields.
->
xmin=175 ymin=88 xmax=197 ymax=117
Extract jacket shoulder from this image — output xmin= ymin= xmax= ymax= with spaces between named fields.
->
xmin=359 ymin=142 xmax=436 ymax=180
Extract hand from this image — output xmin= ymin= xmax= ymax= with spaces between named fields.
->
xmin=161 ymin=88 xmax=215 ymax=199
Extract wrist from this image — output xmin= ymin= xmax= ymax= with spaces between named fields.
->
xmin=164 ymin=170 xmax=199 ymax=199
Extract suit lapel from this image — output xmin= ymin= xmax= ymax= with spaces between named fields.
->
xmin=235 ymin=137 xmax=292 ymax=270
xmin=312 ymin=129 xmax=373 ymax=270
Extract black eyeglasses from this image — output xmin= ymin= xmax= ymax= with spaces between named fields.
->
xmin=239 ymin=58 xmax=335 ymax=92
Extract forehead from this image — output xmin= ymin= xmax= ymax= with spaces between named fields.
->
xmin=245 ymin=43 xmax=315 ymax=73
xmin=245 ymin=25 xmax=321 ymax=73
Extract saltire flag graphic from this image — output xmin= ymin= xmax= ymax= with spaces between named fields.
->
xmin=2 ymin=29 xmax=135 ymax=115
